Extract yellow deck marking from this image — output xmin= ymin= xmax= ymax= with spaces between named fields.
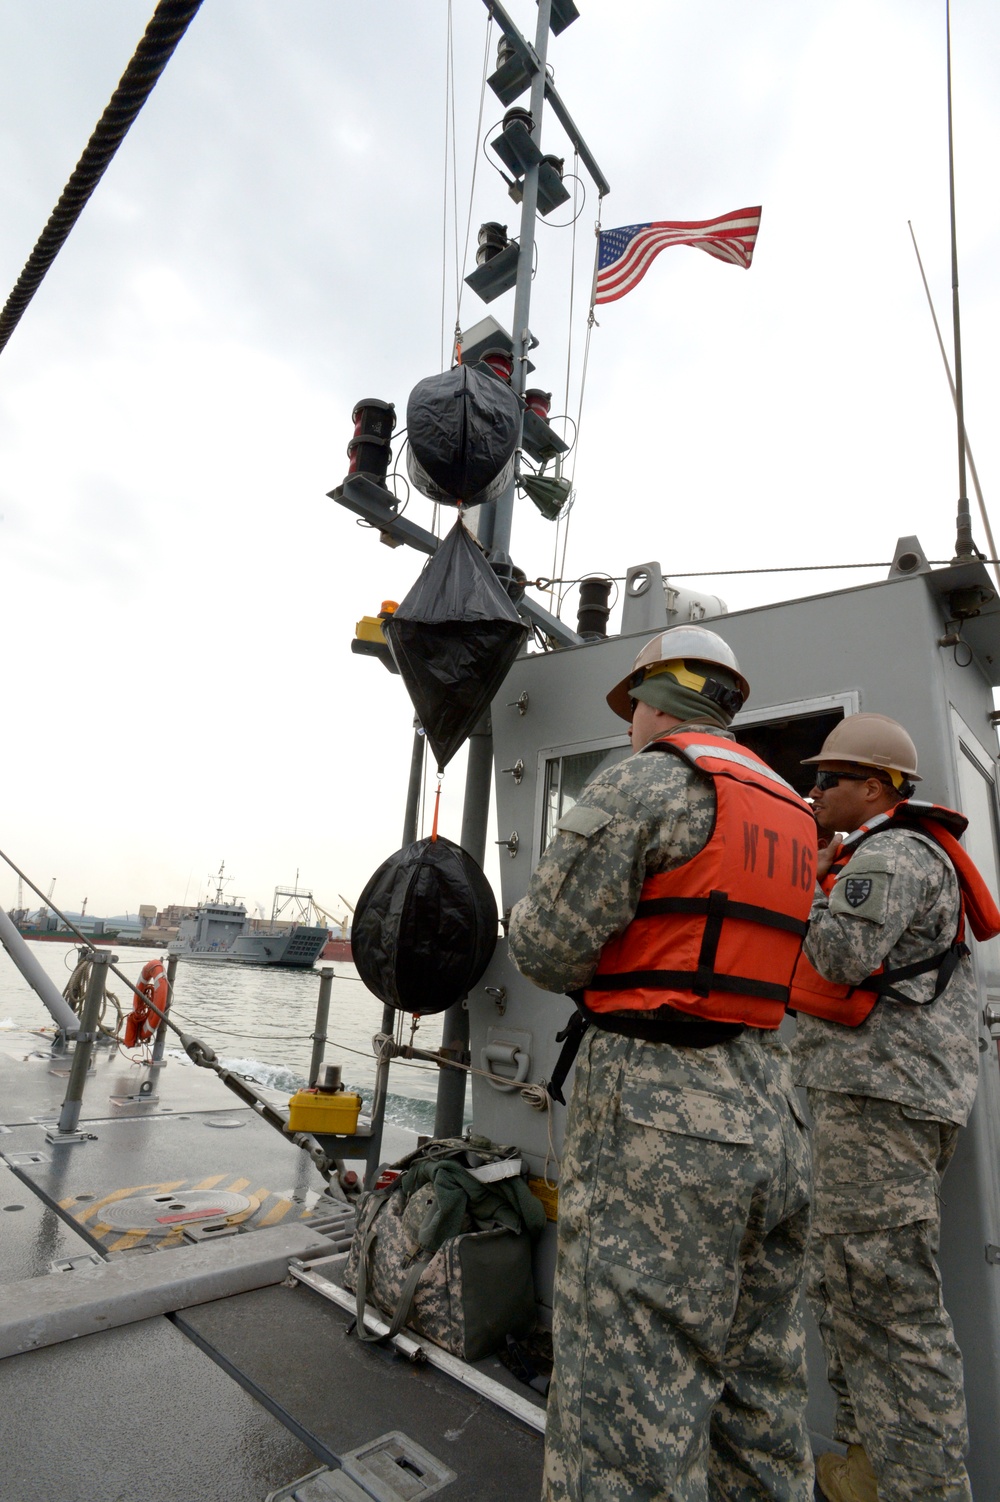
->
xmin=224 ymin=1177 xmax=251 ymax=1193
xmin=257 ymin=1196 xmax=293 ymax=1228
xmin=79 ymin=1180 xmax=184 ymax=1225
xmin=107 ymin=1230 xmax=149 ymax=1253
xmin=192 ymin=1174 xmax=227 ymax=1191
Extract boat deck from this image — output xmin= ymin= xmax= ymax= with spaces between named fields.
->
xmin=0 ymin=1031 xmax=545 ymax=1501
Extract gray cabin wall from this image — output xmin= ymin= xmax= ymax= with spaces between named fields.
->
xmin=472 ymin=566 xmax=1000 ymax=1487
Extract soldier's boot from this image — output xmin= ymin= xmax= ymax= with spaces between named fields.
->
xmin=815 ymin=1444 xmax=879 ymax=1502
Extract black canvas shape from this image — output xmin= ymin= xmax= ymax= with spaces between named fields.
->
xmin=352 ymin=836 xmax=498 ymax=1014
xmin=385 ymin=519 xmax=527 ymax=771
xmin=406 ymin=363 xmax=521 ymax=503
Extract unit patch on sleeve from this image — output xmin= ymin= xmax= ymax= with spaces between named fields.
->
xmin=844 ymin=878 xmax=872 ymax=908
xmin=829 ymin=860 xmax=892 ymax=923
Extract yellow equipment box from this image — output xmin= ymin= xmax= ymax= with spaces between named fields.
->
xmin=286 ymin=1087 xmax=362 ymax=1135
xmin=528 ymin=1177 xmax=559 ymax=1222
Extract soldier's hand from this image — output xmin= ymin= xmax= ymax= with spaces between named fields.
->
xmin=815 ymin=839 xmax=842 ymax=883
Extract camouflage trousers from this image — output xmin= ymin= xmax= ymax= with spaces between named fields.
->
xmin=544 ymin=1027 xmax=813 ymax=1502
xmin=806 ymin=1089 xmax=971 ymax=1502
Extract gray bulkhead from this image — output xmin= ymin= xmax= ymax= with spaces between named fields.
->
xmin=474 ymin=558 xmax=1000 ymax=1490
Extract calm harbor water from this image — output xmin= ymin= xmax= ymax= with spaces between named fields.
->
xmin=0 ymin=942 xmax=453 ymax=1134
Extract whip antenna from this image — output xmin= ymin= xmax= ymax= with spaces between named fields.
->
xmin=909 ymin=221 xmax=1000 ymax=592
xmin=946 ymin=0 xmax=975 ymax=560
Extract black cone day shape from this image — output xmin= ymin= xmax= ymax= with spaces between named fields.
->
xmin=384 ymin=519 xmax=527 ymax=771
xmin=352 ymin=835 xmax=498 ymax=1014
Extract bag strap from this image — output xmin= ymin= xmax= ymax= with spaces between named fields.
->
xmin=354 ymin=1221 xmax=432 ymax=1345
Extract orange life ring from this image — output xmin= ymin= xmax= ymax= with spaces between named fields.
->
xmin=124 ymin=959 xmax=170 ymax=1049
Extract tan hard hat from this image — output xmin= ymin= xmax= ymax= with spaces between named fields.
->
xmin=801 ymin=712 xmax=921 ymax=780
xmin=606 ymin=625 xmax=750 ymax=721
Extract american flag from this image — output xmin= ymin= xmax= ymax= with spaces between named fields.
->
xmin=594 ymin=207 xmax=762 ymax=305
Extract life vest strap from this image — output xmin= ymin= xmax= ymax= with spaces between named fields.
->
xmin=587 ymin=967 xmax=790 ymax=1003
xmin=865 ymin=940 xmax=969 ymax=1006
xmin=547 ymin=996 xmax=746 ymax=1105
xmin=627 ymin=888 xmax=806 ymax=999
xmin=635 ymin=893 xmax=809 ymax=937
xmin=548 ymin=1011 xmax=590 ymax=1105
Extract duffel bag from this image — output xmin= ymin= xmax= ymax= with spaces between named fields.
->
xmin=343 ymin=1137 xmax=545 ymax=1362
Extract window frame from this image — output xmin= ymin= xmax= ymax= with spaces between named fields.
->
xmin=532 ymin=691 xmax=862 ymax=859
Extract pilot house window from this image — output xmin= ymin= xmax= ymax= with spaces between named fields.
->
xmin=542 ymin=745 xmax=629 ymax=852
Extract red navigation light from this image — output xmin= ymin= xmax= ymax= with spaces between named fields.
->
xmin=480 ymin=348 xmax=514 ymax=383
xmin=346 ymin=398 xmax=396 ymax=483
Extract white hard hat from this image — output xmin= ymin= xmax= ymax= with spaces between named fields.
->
xmin=606 ymin=625 xmax=750 ymax=722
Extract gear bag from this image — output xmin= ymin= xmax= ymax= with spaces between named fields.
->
xmin=343 ymin=1138 xmax=545 ymax=1361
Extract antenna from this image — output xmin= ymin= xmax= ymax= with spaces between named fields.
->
xmin=908 ymin=222 xmax=1000 ymax=592
xmin=946 ymin=0 xmax=975 ymax=561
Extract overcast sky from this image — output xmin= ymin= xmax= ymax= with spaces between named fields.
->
xmin=0 ymin=0 xmax=997 ymax=920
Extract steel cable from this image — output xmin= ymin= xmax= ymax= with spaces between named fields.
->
xmin=0 ymin=0 xmax=205 ymax=356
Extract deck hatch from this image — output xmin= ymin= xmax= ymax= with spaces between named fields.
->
xmin=265 ymin=1467 xmax=370 ymax=1500
xmin=342 ymin=1431 xmax=456 ymax=1500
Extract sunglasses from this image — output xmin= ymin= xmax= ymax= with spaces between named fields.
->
xmin=812 ymin=769 xmax=884 ymax=792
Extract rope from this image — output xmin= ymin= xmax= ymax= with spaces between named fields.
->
xmin=439 ymin=1 xmax=453 ymax=370
xmin=447 ymin=1 xmax=460 ymax=350
xmin=549 ymin=151 xmax=581 ymax=614
xmin=561 ymin=150 xmax=581 ymax=446
xmin=430 ymin=774 xmax=443 ymax=840
xmin=454 ymin=9 xmax=494 ymax=335
xmin=550 ymin=205 xmax=603 ymax=619
xmin=0 ymin=0 xmax=205 ymax=356
xmin=62 ymin=953 xmax=124 ymax=1039
xmin=373 ymin=1027 xmax=557 ymax=1108
xmin=533 ymin=560 xmax=995 ymax=592
xmin=383 ymin=1037 xmax=561 ymax=1183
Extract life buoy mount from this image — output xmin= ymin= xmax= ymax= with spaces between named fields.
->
xmin=124 ymin=959 xmax=170 ymax=1049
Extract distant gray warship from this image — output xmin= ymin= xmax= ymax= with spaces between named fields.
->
xmin=168 ymin=865 xmax=327 ymax=969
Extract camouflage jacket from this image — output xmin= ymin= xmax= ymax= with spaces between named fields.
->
xmin=508 ymin=722 xmax=722 ymax=994
xmin=793 ymin=828 xmax=980 ymax=1125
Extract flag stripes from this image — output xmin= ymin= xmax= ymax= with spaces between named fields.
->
xmin=595 ymin=208 xmax=762 ymax=304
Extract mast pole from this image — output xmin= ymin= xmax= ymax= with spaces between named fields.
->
xmin=433 ymin=0 xmax=552 ymax=1136
xmin=485 ymin=0 xmax=553 ymax=557
xmin=946 ymin=0 xmax=974 ymax=560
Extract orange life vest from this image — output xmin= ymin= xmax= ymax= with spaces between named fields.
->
xmin=789 ymin=800 xmax=1000 ymax=1027
xmin=581 ymin=731 xmax=817 ymax=1035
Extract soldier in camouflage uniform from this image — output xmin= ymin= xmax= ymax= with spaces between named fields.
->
xmin=793 ymin=714 xmax=979 ymax=1502
xmin=509 ymin=626 xmax=814 ymax=1502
